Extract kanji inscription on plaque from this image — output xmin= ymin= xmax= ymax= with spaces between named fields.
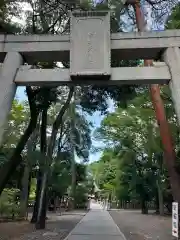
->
xmin=70 ymin=11 xmax=110 ymax=78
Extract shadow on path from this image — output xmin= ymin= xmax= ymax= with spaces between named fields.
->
xmin=0 ymin=211 xmax=87 ymax=240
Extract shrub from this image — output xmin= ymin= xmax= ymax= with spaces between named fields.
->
xmin=0 ymin=188 xmax=20 ymax=219
xmin=75 ymin=184 xmax=88 ymax=209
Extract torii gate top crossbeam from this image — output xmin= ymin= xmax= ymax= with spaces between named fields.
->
xmin=0 ymin=30 xmax=180 ymax=63
xmin=0 ymin=11 xmax=179 ymax=86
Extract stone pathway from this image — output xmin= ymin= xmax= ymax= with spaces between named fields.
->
xmin=65 ymin=203 xmax=126 ymax=240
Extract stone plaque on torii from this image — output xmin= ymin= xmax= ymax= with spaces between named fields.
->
xmin=0 ymin=11 xmax=180 ymax=145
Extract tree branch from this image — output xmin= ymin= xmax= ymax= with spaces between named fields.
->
xmin=48 ymin=86 xmax=74 ymax=158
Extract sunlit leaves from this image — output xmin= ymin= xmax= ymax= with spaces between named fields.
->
xmin=2 ymin=99 xmax=29 ymax=150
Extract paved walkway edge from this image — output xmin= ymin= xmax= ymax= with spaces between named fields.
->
xmin=108 ymin=210 xmax=127 ymax=240
xmin=63 ymin=211 xmax=89 ymax=240
xmin=63 ymin=209 xmax=127 ymax=240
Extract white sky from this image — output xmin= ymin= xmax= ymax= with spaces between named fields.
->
xmin=12 ymin=2 xmax=32 ymax=25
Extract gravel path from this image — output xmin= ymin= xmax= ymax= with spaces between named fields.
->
xmin=109 ymin=210 xmax=173 ymax=240
xmin=0 ymin=211 xmax=86 ymax=240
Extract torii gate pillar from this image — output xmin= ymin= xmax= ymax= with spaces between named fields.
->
xmin=163 ymin=47 xmax=180 ymax=125
xmin=0 ymin=52 xmax=23 ymax=145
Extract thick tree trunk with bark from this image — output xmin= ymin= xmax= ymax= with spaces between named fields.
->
xmin=155 ymin=189 xmax=159 ymax=214
xmin=35 ymin=180 xmax=48 ymax=229
xmin=35 ymin=108 xmax=48 ymax=229
xmin=141 ymin=199 xmax=148 ymax=214
xmin=19 ymin=126 xmax=38 ymax=219
xmin=19 ymin=161 xmax=30 ymax=219
xmin=31 ymin=170 xmax=42 ymax=223
xmin=156 ymin=179 xmax=164 ymax=216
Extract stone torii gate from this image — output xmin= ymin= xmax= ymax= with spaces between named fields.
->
xmin=0 ymin=11 xmax=180 ymax=145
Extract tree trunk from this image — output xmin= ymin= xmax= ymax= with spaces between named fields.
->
xmin=141 ymin=199 xmax=148 ymax=214
xmin=31 ymin=170 xmax=42 ymax=223
xmin=69 ymin=101 xmax=77 ymax=210
xmin=35 ymin=109 xmax=48 ymax=229
xmin=27 ymin=174 xmax=32 ymax=215
xmin=19 ymin=126 xmax=36 ymax=219
xmin=0 ymin=87 xmax=39 ymax=196
xmin=156 ymin=179 xmax=164 ymax=216
xmin=47 ymin=87 xmax=74 ymax=158
xmin=155 ymin=189 xmax=159 ymax=214
xmin=71 ymin=154 xmax=76 ymax=209
xmin=53 ymin=196 xmax=58 ymax=212
xmin=19 ymin=161 xmax=30 ymax=219
xmin=35 ymin=180 xmax=47 ymax=229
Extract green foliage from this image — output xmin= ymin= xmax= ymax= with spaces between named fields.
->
xmin=0 ymin=99 xmax=29 ymax=189
xmin=74 ymin=184 xmax=88 ymax=209
xmin=92 ymin=87 xmax=177 ymax=211
xmin=49 ymin=156 xmax=87 ymax=198
xmin=29 ymin=178 xmax=37 ymax=201
xmin=49 ymin=159 xmax=71 ymax=198
xmin=2 ymin=99 xmax=29 ymax=149
xmin=89 ymin=150 xmax=117 ymax=199
xmin=0 ymin=0 xmax=23 ymax=34
xmin=0 ymin=188 xmax=20 ymax=218
xmin=166 ymin=3 xmax=180 ymax=29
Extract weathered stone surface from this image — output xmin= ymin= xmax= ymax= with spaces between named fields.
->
xmin=1 ymin=29 xmax=180 ymax=62
xmin=42 ymin=232 xmax=58 ymax=236
xmin=70 ymin=11 xmax=110 ymax=78
xmin=14 ymin=65 xmax=171 ymax=86
xmin=0 ymin=52 xmax=23 ymax=146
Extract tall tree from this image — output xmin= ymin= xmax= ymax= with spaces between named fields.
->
xmin=94 ymin=87 xmax=178 ymax=214
xmin=124 ymin=0 xmax=180 ymax=205
xmin=34 ymin=86 xmax=74 ymax=229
